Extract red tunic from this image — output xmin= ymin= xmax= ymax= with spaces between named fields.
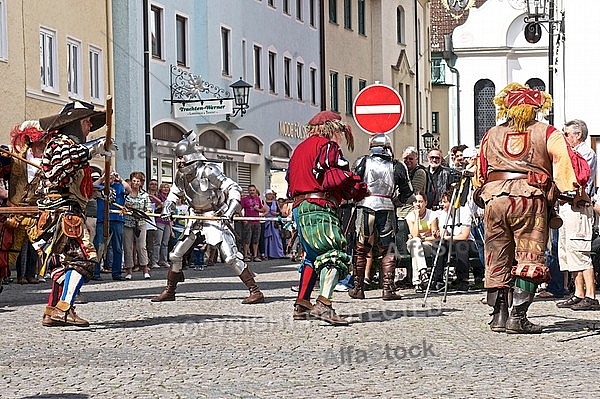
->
xmin=287 ymin=135 xmax=367 ymax=208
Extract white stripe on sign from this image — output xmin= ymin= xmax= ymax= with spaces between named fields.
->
xmin=355 ymin=105 xmax=401 ymax=114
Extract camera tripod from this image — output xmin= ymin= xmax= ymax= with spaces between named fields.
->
xmin=422 ymin=171 xmax=472 ymax=306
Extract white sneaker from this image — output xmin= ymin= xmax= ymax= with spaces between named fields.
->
xmin=144 ymin=272 xmax=151 ymax=280
xmin=334 ymin=282 xmax=350 ymax=292
xmin=125 ymin=274 xmax=132 ymax=280
xmin=151 ymin=264 xmax=161 ymax=269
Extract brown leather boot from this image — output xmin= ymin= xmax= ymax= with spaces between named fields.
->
xmin=151 ymin=270 xmax=184 ymax=302
xmin=42 ymin=305 xmax=58 ymax=327
xmin=348 ymin=241 xmax=369 ymax=299
xmin=239 ymin=268 xmax=265 ymax=304
xmin=310 ymin=295 xmax=349 ymax=326
xmin=293 ymin=298 xmax=314 ymax=320
xmin=488 ymin=288 xmax=509 ymax=332
xmin=381 ymin=254 xmax=402 ymax=301
xmin=47 ymin=300 xmax=90 ymax=327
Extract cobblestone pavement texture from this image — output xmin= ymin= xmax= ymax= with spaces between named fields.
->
xmin=1 ymin=259 xmax=599 ymax=398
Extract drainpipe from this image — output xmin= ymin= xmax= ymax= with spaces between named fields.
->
xmin=319 ymin=0 xmax=326 ymax=111
xmin=448 ymin=65 xmax=460 ymax=145
xmin=143 ymin=0 xmax=152 ymax=180
xmin=414 ymin=0 xmax=420 ymax=154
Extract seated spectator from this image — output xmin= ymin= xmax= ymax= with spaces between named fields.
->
xmin=432 ymin=189 xmax=476 ymax=293
xmin=405 ymin=192 xmax=439 ymax=293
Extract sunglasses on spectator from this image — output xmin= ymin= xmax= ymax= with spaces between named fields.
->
xmin=403 ymin=156 xmax=415 ymax=161
xmin=429 ymin=156 xmax=441 ymax=161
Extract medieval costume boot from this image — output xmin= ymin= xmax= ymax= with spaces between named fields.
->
xmin=310 ymin=295 xmax=349 ymax=326
xmin=151 ymin=270 xmax=185 ymax=302
xmin=239 ymin=268 xmax=265 ymax=304
xmin=487 ymin=287 xmax=510 ymax=332
xmin=505 ymin=286 xmax=543 ymax=334
xmin=47 ymin=300 xmax=89 ymax=327
xmin=293 ymin=298 xmax=314 ymax=320
xmin=348 ymin=242 xmax=368 ymax=299
xmin=381 ymin=253 xmax=402 ymax=301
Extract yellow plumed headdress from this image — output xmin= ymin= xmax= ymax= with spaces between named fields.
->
xmin=494 ymin=82 xmax=552 ymax=132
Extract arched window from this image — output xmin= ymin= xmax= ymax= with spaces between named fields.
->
xmin=270 ymin=141 xmax=291 ymax=158
xmin=152 ymin=122 xmax=187 ymax=142
xmin=397 ymin=6 xmax=405 ymax=44
xmin=238 ymin=136 xmax=260 ymax=154
xmin=526 ymin=78 xmax=545 ymax=91
xmin=198 ymin=130 xmax=227 ymax=149
xmin=474 ymin=79 xmax=496 ymax=145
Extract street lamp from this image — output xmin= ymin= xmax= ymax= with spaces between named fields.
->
xmin=228 ymin=78 xmax=252 ymax=120
xmin=521 ymin=0 xmax=563 ymax=123
xmin=525 ymin=0 xmax=548 ymax=22
xmin=422 ymin=130 xmax=434 ymax=152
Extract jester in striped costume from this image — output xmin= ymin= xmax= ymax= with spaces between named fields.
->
xmin=287 ymin=110 xmax=368 ymax=325
xmin=36 ymin=101 xmax=114 ymax=327
xmin=474 ymin=83 xmax=589 ymax=334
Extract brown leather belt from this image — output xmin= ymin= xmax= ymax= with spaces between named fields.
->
xmin=294 ymin=192 xmax=339 ymax=207
xmin=486 ymin=171 xmax=528 ymax=182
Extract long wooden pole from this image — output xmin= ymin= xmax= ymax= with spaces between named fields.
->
xmin=103 ymin=96 xmax=113 ymax=242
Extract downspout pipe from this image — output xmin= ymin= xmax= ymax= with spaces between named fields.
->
xmin=143 ymin=0 xmax=152 ymax=181
xmin=414 ymin=0 xmax=420 ymax=155
xmin=448 ymin=65 xmax=460 ymax=145
xmin=319 ymin=0 xmax=326 ymax=111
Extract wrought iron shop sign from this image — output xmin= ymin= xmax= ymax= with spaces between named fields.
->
xmin=167 ymin=65 xmax=235 ymax=117
xmin=174 ymin=99 xmax=234 ymax=118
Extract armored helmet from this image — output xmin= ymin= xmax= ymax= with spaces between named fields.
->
xmin=175 ymin=130 xmax=207 ymax=165
xmin=369 ymin=133 xmax=393 ymax=159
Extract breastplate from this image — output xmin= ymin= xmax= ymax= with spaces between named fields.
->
xmin=358 ymin=156 xmax=395 ymax=210
xmin=178 ymin=166 xmax=221 ymax=213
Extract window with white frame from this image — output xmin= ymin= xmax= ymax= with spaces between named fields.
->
xmin=268 ymin=51 xmax=276 ymax=93
xmin=40 ymin=27 xmax=58 ymax=91
xmin=330 ymin=71 xmax=339 ymax=112
xmin=253 ymin=45 xmax=262 ymax=89
xmin=309 ymin=0 xmax=316 ymax=27
xmin=310 ymin=67 xmax=317 ymax=105
xmin=176 ymin=15 xmax=188 ymax=66
xmin=0 ymin=0 xmax=7 ymax=61
xmin=297 ymin=61 xmax=303 ymax=101
xmin=150 ymin=5 xmax=163 ymax=59
xmin=89 ymin=46 xmax=104 ymax=102
xmin=67 ymin=38 xmax=83 ymax=98
xmin=296 ymin=0 xmax=303 ymax=21
xmin=284 ymin=57 xmax=291 ymax=97
xmin=221 ymin=26 xmax=231 ymax=76
xmin=283 ymin=0 xmax=290 ymax=15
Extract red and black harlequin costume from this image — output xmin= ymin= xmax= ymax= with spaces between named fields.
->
xmin=36 ymin=101 xmax=113 ymax=327
xmin=287 ymin=110 xmax=368 ymax=326
xmin=473 ymin=83 xmax=589 ymax=334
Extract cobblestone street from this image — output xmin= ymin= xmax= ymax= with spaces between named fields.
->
xmin=1 ymin=259 xmax=599 ymax=398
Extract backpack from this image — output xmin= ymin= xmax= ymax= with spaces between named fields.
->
xmin=409 ymin=165 xmax=437 ymax=209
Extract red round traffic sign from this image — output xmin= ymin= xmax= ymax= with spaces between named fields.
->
xmin=353 ymin=84 xmax=404 ymax=134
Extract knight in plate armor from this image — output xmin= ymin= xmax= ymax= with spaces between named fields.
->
xmin=349 ymin=133 xmax=414 ymax=301
xmin=152 ymin=131 xmax=264 ymax=304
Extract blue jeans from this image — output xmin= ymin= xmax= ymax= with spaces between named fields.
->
xmin=545 ymin=228 xmax=564 ymax=297
xmin=94 ymin=221 xmax=124 ymax=279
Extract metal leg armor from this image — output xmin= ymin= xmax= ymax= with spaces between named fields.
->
xmin=505 ymin=286 xmax=543 ymax=334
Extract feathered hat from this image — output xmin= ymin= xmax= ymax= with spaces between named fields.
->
xmin=493 ymin=82 xmax=552 ymax=133
xmin=39 ymin=101 xmax=106 ymax=133
xmin=306 ymin=110 xmax=354 ymax=151
xmin=9 ymin=120 xmax=46 ymax=154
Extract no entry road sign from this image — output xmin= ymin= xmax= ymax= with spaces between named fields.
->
xmin=353 ymin=84 xmax=404 ymax=134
